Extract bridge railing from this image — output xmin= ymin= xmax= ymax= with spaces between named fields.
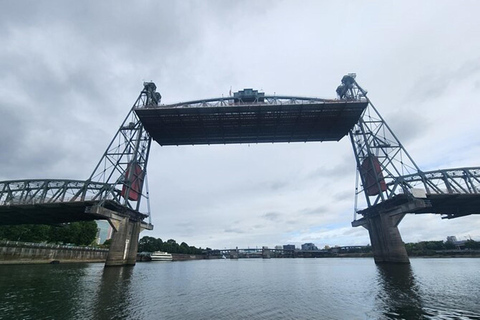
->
xmin=139 ymin=95 xmax=343 ymax=109
xmin=0 ymin=179 xmax=118 ymax=206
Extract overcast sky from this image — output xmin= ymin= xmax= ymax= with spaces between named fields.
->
xmin=1 ymin=1 xmax=480 ymax=249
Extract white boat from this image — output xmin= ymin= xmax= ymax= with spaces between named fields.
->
xmin=150 ymin=251 xmax=173 ymax=261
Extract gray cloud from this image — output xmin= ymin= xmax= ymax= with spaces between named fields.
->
xmin=1 ymin=1 xmax=479 ymax=250
xmin=305 ymin=156 xmax=355 ymax=181
xmin=333 ymin=190 xmax=353 ymax=202
xmin=300 ymin=206 xmax=329 ymax=216
xmin=263 ymin=212 xmax=282 ymax=222
xmin=406 ymin=60 xmax=480 ymax=104
xmin=384 ymin=109 xmax=430 ymax=146
xmin=224 ymin=227 xmax=246 ymax=234
xmin=269 ymin=180 xmax=290 ymax=191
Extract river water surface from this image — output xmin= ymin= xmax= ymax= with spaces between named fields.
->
xmin=0 ymin=258 xmax=479 ymax=319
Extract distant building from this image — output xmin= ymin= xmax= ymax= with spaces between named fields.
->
xmin=283 ymin=244 xmax=295 ymax=251
xmin=446 ymin=236 xmax=458 ymax=243
xmin=301 ymin=243 xmax=318 ymax=251
xmin=275 ymin=245 xmax=283 ymax=250
xmin=95 ymin=220 xmax=113 ymax=244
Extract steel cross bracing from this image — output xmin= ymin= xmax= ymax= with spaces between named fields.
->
xmin=0 ymin=180 xmax=113 ymax=205
xmin=399 ymin=168 xmax=480 ymax=195
xmin=140 ymin=95 xmax=336 ymax=110
xmin=87 ymin=82 xmax=159 ymax=216
xmin=0 ymin=83 xmax=160 ymax=219
xmin=341 ymin=74 xmax=480 ymax=219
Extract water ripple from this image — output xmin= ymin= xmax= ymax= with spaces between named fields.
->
xmin=0 ymin=258 xmax=479 ymax=319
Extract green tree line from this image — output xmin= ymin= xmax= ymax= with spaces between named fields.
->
xmin=138 ymin=236 xmax=204 ymax=255
xmin=405 ymin=239 xmax=480 ymax=256
xmin=0 ymin=221 xmax=98 ymax=246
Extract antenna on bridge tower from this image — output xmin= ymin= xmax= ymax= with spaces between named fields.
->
xmin=338 ymin=74 xmax=422 ymax=217
xmin=88 ymin=82 xmax=161 ymax=216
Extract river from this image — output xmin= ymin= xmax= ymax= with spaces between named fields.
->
xmin=0 ymin=258 xmax=479 ymax=319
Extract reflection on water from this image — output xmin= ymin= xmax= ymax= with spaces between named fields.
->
xmin=0 ymin=263 xmax=101 ymax=320
xmin=1 ymin=259 xmax=479 ymax=319
xmin=375 ymin=260 xmax=480 ymax=320
xmin=92 ymin=266 xmax=135 ymax=320
xmin=375 ymin=263 xmax=424 ymax=319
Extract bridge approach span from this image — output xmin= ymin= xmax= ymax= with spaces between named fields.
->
xmin=355 ymin=166 xmax=480 ymax=220
xmin=0 ymin=179 xmax=149 ymax=225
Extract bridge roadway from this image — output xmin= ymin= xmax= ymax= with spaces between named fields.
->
xmin=355 ymin=193 xmax=480 ymax=221
xmin=0 ymin=199 xmax=144 ymax=225
xmin=0 ymin=179 xmax=150 ymax=226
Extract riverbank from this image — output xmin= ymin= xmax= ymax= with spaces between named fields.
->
xmin=0 ymin=240 xmax=108 ymax=265
xmin=411 ymin=250 xmax=480 ymax=258
xmin=2 ymin=240 xmax=479 ymax=265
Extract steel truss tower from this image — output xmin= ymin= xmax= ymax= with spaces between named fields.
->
xmin=338 ymin=74 xmax=422 ymax=217
xmin=88 ymin=82 xmax=161 ymax=217
xmin=340 ymin=74 xmax=480 ymax=263
xmin=340 ymin=74 xmax=480 ymax=221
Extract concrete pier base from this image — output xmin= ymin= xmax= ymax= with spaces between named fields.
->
xmin=105 ymin=217 xmax=141 ymax=267
xmin=86 ymin=205 xmax=153 ymax=267
xmin=353 ymin=198 xmax=431 ymax=264
xmin=363 ymin=212 xmax=409 ymax=264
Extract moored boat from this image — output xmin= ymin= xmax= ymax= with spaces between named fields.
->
xmin=150 ymin=251 xmax=173 ymax=261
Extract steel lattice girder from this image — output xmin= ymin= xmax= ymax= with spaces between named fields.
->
xmin=0 ymin=179 xmax=148 ymax=225
xmin=0 ymin=179 xmax=114 ymax=204
xmin=135 ymin=98 xmax=368 ymax=146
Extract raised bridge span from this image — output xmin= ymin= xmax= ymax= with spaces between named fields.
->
xmin=1 ymin=75 xmax=480 ymax=265
xmin=135 ymin=93 xmax=367 ymax=145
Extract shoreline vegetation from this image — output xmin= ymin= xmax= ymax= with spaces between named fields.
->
xmin=1 ymin=234 xmax=480 ymax=264
xmin=137 ymin=236 xmax=480 ymax=258
xmin=0 ymin=222 xmax=99 ymax=247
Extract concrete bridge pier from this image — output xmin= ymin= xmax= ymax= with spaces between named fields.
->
xmin=87 ymin=206 xmax=153 ymax=266
xmin=352 ymin=198 xmax=430 ymax=264
xmin=105 ymin=217 xmax=141 ymax=266
xmin=355 ymin=212 xmax=409 ymax=264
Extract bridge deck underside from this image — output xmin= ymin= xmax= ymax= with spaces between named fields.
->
xmin=135 ymin=101 xmax=368 ymax=146
xmin=419 ymin=194 xmax=480 ymax=217
xmin=0 ymin=200 xmax=127 ymax=225
xmin=358 ymin=194 xmax=480 ymax=218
